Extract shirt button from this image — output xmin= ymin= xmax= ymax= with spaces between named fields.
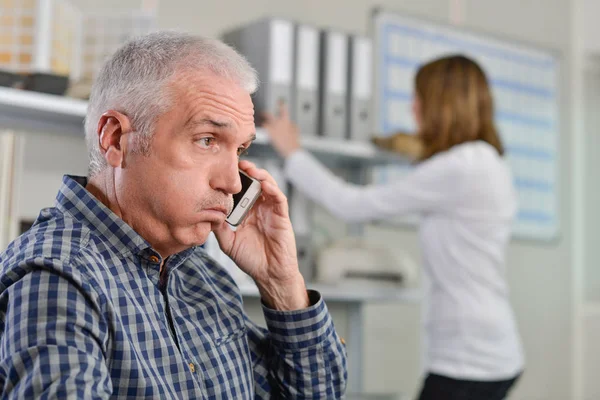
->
xmin=188 ymin=362 xmax=196 ymax=373
xmin=340 ymin=337 xmax=346 ymax=345
xmin=149 ymin=255 xmax=160 ymax=263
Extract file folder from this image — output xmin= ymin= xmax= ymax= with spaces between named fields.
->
xmin=289 ymin=186 xmax=314 ymax=281
xmin=293 ymin=24 xmax=320 ymax=136
xmin=348 ymin=35 xmax=373 ymax=141
xmin=319 ymin=29 xmax=348 ymax=139
xmin=222 ymin=18 xmax=294 ymax=122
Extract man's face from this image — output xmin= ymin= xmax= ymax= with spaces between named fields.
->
xmin=117 ymin=71 xmax=256 ymax=252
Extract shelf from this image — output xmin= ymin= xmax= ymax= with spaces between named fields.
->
xmin=0 ymin=86 xmax=407 ymax=166
xmin=238 ymin=281 xmax=422 ymax=303
xmin=0 ymin=86 xmax=87 ymax=136
xmin=254 ymin=128 xmax=408 ymax=166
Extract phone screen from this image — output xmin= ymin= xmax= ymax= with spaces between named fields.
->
xmin=231 ymin=171 xmax=254 ymax=213
xmin=227 ymin=170 xmax=262 ymax=226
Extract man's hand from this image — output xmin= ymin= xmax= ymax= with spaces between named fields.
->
xmin=212 ymin=160 xmax=309 ymax=311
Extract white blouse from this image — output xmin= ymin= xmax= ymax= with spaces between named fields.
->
xmin=283 ymin=140 xmax=524 ymax=380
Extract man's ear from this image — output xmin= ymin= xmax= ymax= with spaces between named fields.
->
xmin=96 ymin=110 xmax=133 ymax=168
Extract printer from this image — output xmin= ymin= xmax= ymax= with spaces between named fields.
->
xmin=314 ymin=237 xmax=418 ymax=288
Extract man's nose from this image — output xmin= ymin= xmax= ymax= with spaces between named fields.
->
xmin=210 ymin=155 xmax=242 ymax=195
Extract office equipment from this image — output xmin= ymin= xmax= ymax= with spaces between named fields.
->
xmin=288 ymin=186 xmax=315 ymax=281
xmin=292 ymin=24 xmax=320 ymax=136
xmin=23 ymin=73 xmax=69 ymax=95
xmin=0 ymin=71 xmax=25 ymax=89
xmin=315 ymin=237 xmax=418 ymax=288
xmin=372 ymin=9 xmax=560 ymax=241
xmin=222 ymin=18 xmax=294 ymax=120
xmin=319 ymin=29 xmax=348 ymax=139
xmin=348 ymin=35 xmax=373 ymax=141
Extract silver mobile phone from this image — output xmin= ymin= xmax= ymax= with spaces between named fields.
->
xmin=226 ymin=170 xmax=262 ymax=226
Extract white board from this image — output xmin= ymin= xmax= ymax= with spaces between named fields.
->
xmin=372 ymin=10 xmax=560 ymax=241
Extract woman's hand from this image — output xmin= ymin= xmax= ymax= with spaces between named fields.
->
xmin=262 ymin=102 xmax=301 ymax=158
xmin=371 ymin=131 xmax=423 ymax=160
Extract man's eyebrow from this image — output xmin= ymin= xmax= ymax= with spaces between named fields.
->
xmin=187 ymin=118 xmax=256 ymax=143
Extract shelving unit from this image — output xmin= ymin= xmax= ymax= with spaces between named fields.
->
xmin=239 ymin=281 xmax=422 ymax=303
xmin=0 ymin=85 xmax=416 ymax=394
xmin=0 ymin=86 xmax=87 ymax=135
xmin=0 ymin=86 xmax=407 ymax=165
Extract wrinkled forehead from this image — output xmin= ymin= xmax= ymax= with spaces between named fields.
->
xmin=168 ymin=70 xmax=255 ymax=137
xmin=174 ymin=70 xmax=253 ymax=112
xmin=173 ymin=69 xmax=251 ymax=102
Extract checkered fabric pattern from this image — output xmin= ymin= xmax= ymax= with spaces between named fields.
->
xmin=0 ymin=175 xmax=348 ymax=399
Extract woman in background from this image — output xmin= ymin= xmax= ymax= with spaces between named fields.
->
xmin=263 ymin=55 xmax=524 ymax=400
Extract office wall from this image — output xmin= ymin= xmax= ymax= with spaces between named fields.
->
xmin=583 ymin=65 xmax=600 ymax=303
xmin=15 ymin=131 xmax=89 ymax=222
xmin=582 ymin=61 xmax=600 ymax=399
xmin=583 ymin=0 xmax=600 ymax=55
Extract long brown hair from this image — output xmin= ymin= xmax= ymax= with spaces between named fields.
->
xmin=415 ymin=55 xmax=504 ymax=161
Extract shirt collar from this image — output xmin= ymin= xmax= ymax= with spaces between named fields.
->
xmin=55 ymin=175 xmax=173 ymax=259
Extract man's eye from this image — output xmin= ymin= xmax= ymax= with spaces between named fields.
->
xmin=197 ymin=137 xmax=215 ymax=148
xmin=238 ymin=147 xmax=249 ymax=157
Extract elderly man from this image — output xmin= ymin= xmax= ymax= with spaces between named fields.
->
xmin=0 ymin=32 xmax=347 ymax=398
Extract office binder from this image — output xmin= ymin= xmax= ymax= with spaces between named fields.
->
xmin=319 ymin=29 xmax=348 ymax=139
xmin=222 ymin=18 xmax=294 ymax=121
xmin=292 ymin=24 xmax=320 ymax=136
xmin=348 ymin=35 xmax=372 ymax=141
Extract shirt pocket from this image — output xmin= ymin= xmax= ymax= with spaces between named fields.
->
xmin=212 ymin=324 xmax=247 ymax=346
xmin=194 ymin=322 xmax=255 ymax=398
xmin=173 ymin=297 xmax=254 ymax=397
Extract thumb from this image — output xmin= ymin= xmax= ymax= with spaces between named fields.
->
xmin=212 ymin=221 xmax=235 ymax=255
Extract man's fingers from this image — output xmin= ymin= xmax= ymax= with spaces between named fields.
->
xmin=239 ymin=163 xmax=279 ymax=188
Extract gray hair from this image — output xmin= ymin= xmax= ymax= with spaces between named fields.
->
xmin=84 ymin=31 xmax=259 ymax=177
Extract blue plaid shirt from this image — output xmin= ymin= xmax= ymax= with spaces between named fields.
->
xmin=0 ymin=175 xmax=347 ymax=399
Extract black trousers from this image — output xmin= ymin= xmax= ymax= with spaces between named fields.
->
xmin=417 ymin=372 xmax=521 ymax=400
